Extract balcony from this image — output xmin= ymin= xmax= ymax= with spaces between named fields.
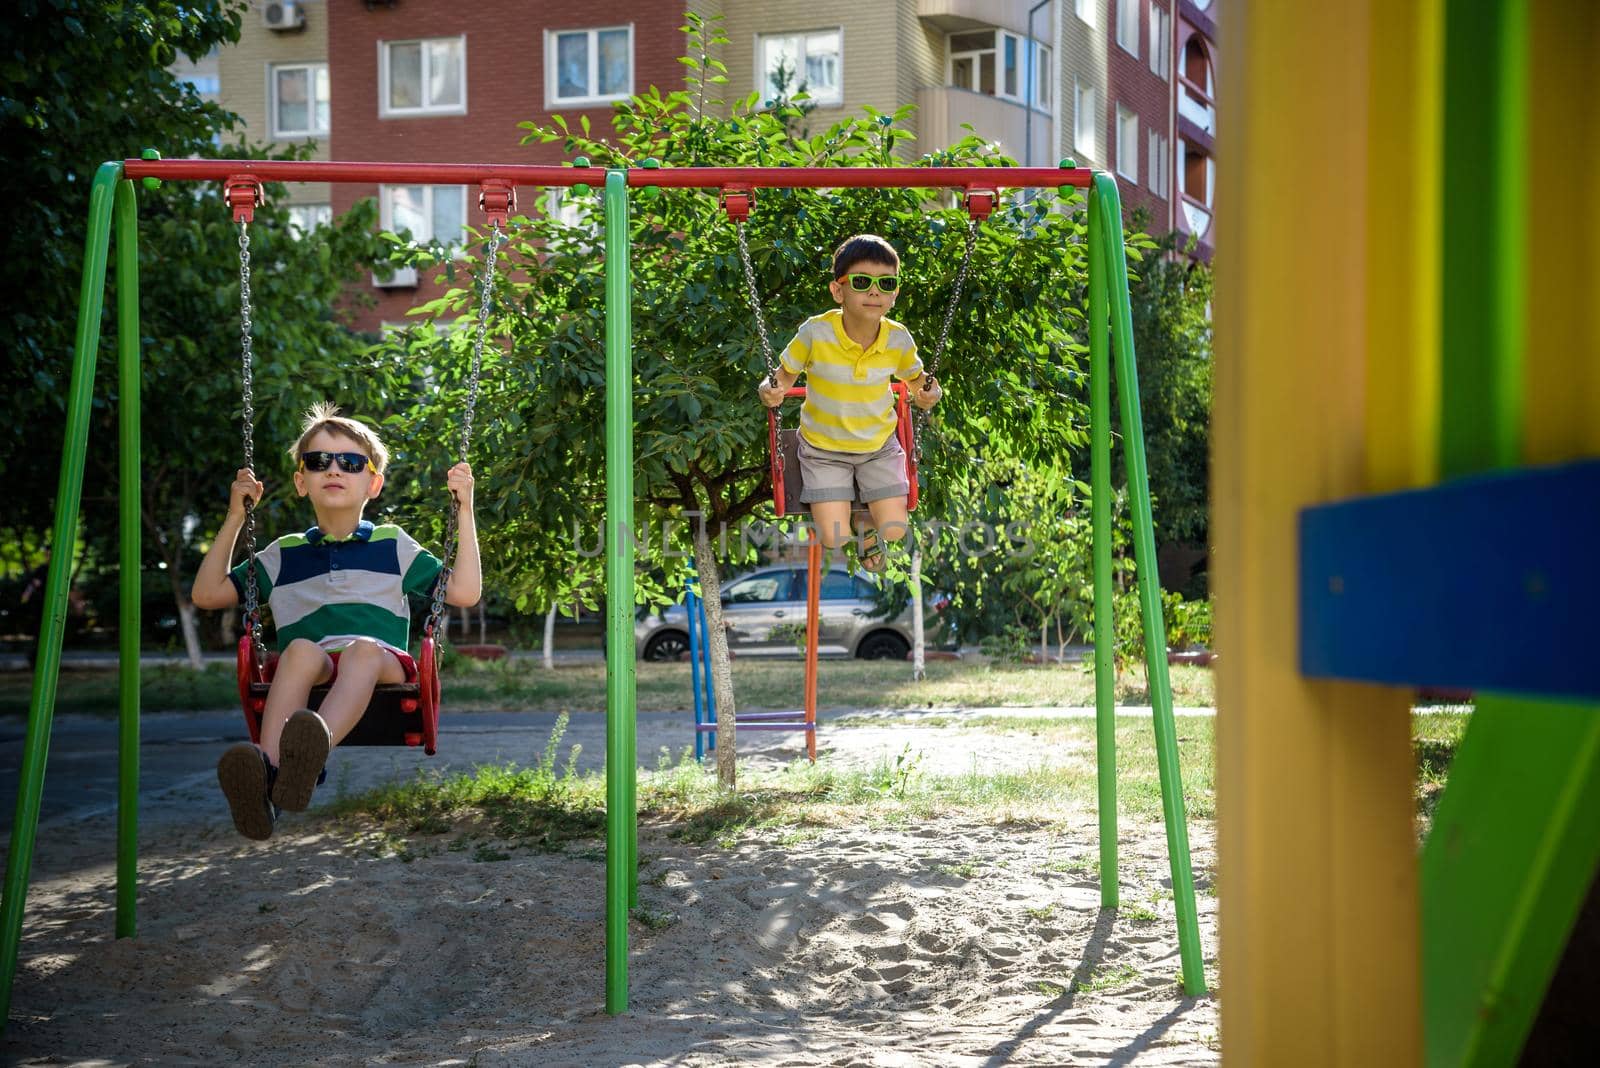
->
xmin=917 ymin=85 xmax=1055 ymax=163
xmin=918 ymin=0 xmax=1056 ymax=42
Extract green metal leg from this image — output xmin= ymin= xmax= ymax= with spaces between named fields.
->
xmin=0 ymin=161 xmax=123 ymax=1030
xmin=1420 ymin=696 xmax=1600 ymax=1067
xmin=1087 ymin=188 xmax=1119 ymax=910
xmin=602 ymin=169 xmax=635 ymax=1015
xmin=115 ymin=179 xmax=142 ymax=939
xmin=1092 ymin=175 xmax=1207 ymax=996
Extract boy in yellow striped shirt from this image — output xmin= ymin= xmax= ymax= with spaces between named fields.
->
xmin=759 ymin=235 xmax=942 ymax=571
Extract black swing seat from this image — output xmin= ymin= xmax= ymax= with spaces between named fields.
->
xmin=237 ymin=635 xmax=442 ymax=754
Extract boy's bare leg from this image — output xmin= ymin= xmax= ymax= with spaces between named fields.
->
xmin=316 ymin=639 xmax=407 ymax=745
xmin=865 ymin=497 xmax=910 ymax=544
xmin=259 ymin=639 xmax=335 ymax=765
xmin=810 ymin=500 xmax=854 ymax=549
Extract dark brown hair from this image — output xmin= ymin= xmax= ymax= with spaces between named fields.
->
xmin=831 ymin=234 xmax=900 ymax=279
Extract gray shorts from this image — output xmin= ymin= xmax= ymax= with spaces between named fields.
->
xmin=797 ymin=433 xmax=911 ymax=504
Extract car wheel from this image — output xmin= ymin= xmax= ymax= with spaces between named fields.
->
xmin=856 ymin=631 xmax=910 ymax=661
xmin=643 ymin=630 xmax=691 ymax=662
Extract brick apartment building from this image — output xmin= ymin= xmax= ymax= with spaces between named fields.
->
xmin=326 ymin=0 xmax=687 ymax=331
xmin=187 ymin=1 xmax=1218 ymax=331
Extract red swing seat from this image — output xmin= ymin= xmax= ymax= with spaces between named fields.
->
xmin=236 ymin=634 xmax=442 ymax=755
xmin=767 ymin=381 xmax=920 ymax=518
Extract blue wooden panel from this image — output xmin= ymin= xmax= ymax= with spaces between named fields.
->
xmin=1299 ymin=460 xmax=1600 ymax=700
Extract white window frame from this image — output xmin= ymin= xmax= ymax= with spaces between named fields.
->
xmin=286 ymin=202 xmax=333 ymax=237
xmin=1148 ymin=130 xmax=1169 ymax=197
xmin=1117 ymin=0 xmax=1141 ymax=58
xmin=1026 ymin=40 xmax=1052 ymax=111
xmin=545 ymin=25 xmax=635 ymax=108
xmin=269 ymin=62 xmax=330 ymax=139
xmin=379 ymin=36 xmax=468 ymax=118
xmin=1149 ymin=5 xmax=1172 ymax=78
xmin=1074 ymin=81 xmax=1099 ymax=161
xmin=379 ymin=184 xmax=469 ymax=249
xmin=1075 ymin=0 xmax=1098 ymax=29
xmin=756 ymin=27 xmax=844 ymax=107
xmin=947 ymin=29 xmax=1040 ymax=106
xmin=1116 ymin=104 xmax=1139 ymax=182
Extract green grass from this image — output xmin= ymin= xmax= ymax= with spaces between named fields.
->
xmin=0 ymin=655 xmax=1217 ymax=717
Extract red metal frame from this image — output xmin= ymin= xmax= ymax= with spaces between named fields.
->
xmin=122 ymin=159 xmax=1091 ymax=191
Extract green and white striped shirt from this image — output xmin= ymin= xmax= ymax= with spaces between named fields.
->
xmin=229 ymin=521 xmax=443 ymax=654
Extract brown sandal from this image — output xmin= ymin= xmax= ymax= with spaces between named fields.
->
xmin=217 ymin=743 xmax=275 ymax=840
xmin=272 ymin=709 xmax=332 ymax=812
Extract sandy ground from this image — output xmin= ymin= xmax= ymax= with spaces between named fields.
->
xmin=4 ymin=719 xmax=1219 ymax=1067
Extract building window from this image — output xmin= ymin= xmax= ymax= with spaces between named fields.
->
xmin=270 ymin=63 xmax=330 ymax=138
xmin=1075 ymin=0 xmax=1098 ymax=29
xmin=1117 ymin=0 xmax=1141 ymax=58
xmin=547 ymin=26 xmax=633 ymax=106
xmin=948 ymin=29 xmax=1047 ymax=108
xmin=380 ymin=37 xmax=466 ymax=117
xmin=1148 ymin=131 xmax=1169 ymax=196
xmin=287 ymin=203 xmax=333 ymax=236
xmin=758 ymin=29 xmax=842 ymax=106
xmin=1149 ymin=5 xmax=1171 ymax=78
xmin=1074 ymin=81 xmax=1098 ymax=160
xmin=1116 ymin=105 xmax=1139 ymax=181
xmin=381 ymin=185 xmax=468 ymax=249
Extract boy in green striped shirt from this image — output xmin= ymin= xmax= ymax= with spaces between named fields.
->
xmin=759 ymin=234 xmax=942 ymax=571
xmin=192 ymin=404 xmax=481 ymax=839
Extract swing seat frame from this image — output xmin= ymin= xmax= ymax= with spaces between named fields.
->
xmin=235 ymin=635 xmax=442 ymax=754
xmin=767 ymin=382 xmax=919 ymax=517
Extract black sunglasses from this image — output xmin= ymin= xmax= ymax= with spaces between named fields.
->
xmin=299 ymin=451 xmax=373 ymax=474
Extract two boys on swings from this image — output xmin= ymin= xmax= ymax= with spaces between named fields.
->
xmin=759 ymin=235 xmax=943 ymax=571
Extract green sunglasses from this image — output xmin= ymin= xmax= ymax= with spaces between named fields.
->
xmin=841 ymin=273 xmax=899 ymax=294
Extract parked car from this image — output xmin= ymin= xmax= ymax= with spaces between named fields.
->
xmin=635 ymin=564 xmax=951 ymax=661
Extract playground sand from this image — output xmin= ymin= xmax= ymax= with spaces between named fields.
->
xmin=5 ymin=734 xmax=1218 ymax=1065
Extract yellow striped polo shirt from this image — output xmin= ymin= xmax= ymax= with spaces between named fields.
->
xmin=778 ymin=309 xmax=923 ymax=453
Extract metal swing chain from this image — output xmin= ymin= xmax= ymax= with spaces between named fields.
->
xmin=737 ymin=217 xmax=802 ymax=509
xmin=913 ymin=215 xmax=980 ymax=465
xmin=237 ymin=220 xmax=265 ymax=669
xmin=425 ymin=221 xmax=502 ymax=640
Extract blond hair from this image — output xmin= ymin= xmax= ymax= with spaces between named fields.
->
xmin=291 ymin=402 xmax=390 ymax=474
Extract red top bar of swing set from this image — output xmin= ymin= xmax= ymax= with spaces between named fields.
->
xmin=120 ymin=158 xmax=1094 ymax=190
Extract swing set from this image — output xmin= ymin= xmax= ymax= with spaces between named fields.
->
xmin=1 ymin=155 xmax=1203 ymax=1027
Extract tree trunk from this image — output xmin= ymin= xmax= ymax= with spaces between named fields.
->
xmin=220 ymin=606 xmax=236 ymax=649
xmin=693 ymin=524 xmax=737 ymax=788
xmin=168 ymin=570 xmax=203 ymax=670
xmin=478 ymin=600 xmax=487 ymax=644
xmin=910 ymin=543 xmax=926 ymax=682
xmin=1041 ymin=614 xmax=1049 ymax=665
xmin=543 ymin=604 xmax=557 ymax=670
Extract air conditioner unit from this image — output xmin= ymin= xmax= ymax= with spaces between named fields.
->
xmin=372 ymin=266 xmax=418 ymax=289
xmin=263 ymin=1 xmax=306 ymax=32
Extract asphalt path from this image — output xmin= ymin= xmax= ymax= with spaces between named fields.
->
xmin=0 ymin=708 xmax=707 ymax=842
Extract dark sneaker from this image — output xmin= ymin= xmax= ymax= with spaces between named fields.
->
xmin=273 ymin=709 xmax=332 ymax=812
xmin=217 ymin=743 xmax=275 ymax=841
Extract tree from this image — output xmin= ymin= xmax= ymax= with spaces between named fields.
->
xmin=391 ymin=14 xmax=1111 ymax=786
xmin=0 ymin=1 xmax=244 ymax=539
xmin=1128 ymin=248 xmax=1212 ymax=572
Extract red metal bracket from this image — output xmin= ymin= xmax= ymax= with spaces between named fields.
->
xmin=478 ymin=180 xmax=517 ymax=227
xmin=964 ymin=187 xmax=998 ymax=221
xmin=720 ymin=184 xmax=754 ymax=222
xmin=223 ymin=175 xmax=262 ymax=224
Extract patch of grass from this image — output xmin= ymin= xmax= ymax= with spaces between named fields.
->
xmin=1121 ymin=903 xmax=1159 ymax=923
xmin=630 ymin=905 xmax=677 ymax=931
xmin=1414 ymin=710 xmax=1471 ymax=836
xmin=472 ymin=844 xmax=512 ymax=863
xmin=1035 ymin=980 xmax=1068 ymax=997
xmin=934 ymin=860 xmax=981 ymax=879
xmin=1024 ymin=904 xmax=1056 ymax=921
xmin=1075 ymin=963 xmax=1141 ymax=994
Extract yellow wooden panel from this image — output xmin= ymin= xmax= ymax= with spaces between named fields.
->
xmin=1523 ymin=2 xmax=1600 ymax=461
xmin=1214 ymin=2 xmax=1422 ymax=1062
